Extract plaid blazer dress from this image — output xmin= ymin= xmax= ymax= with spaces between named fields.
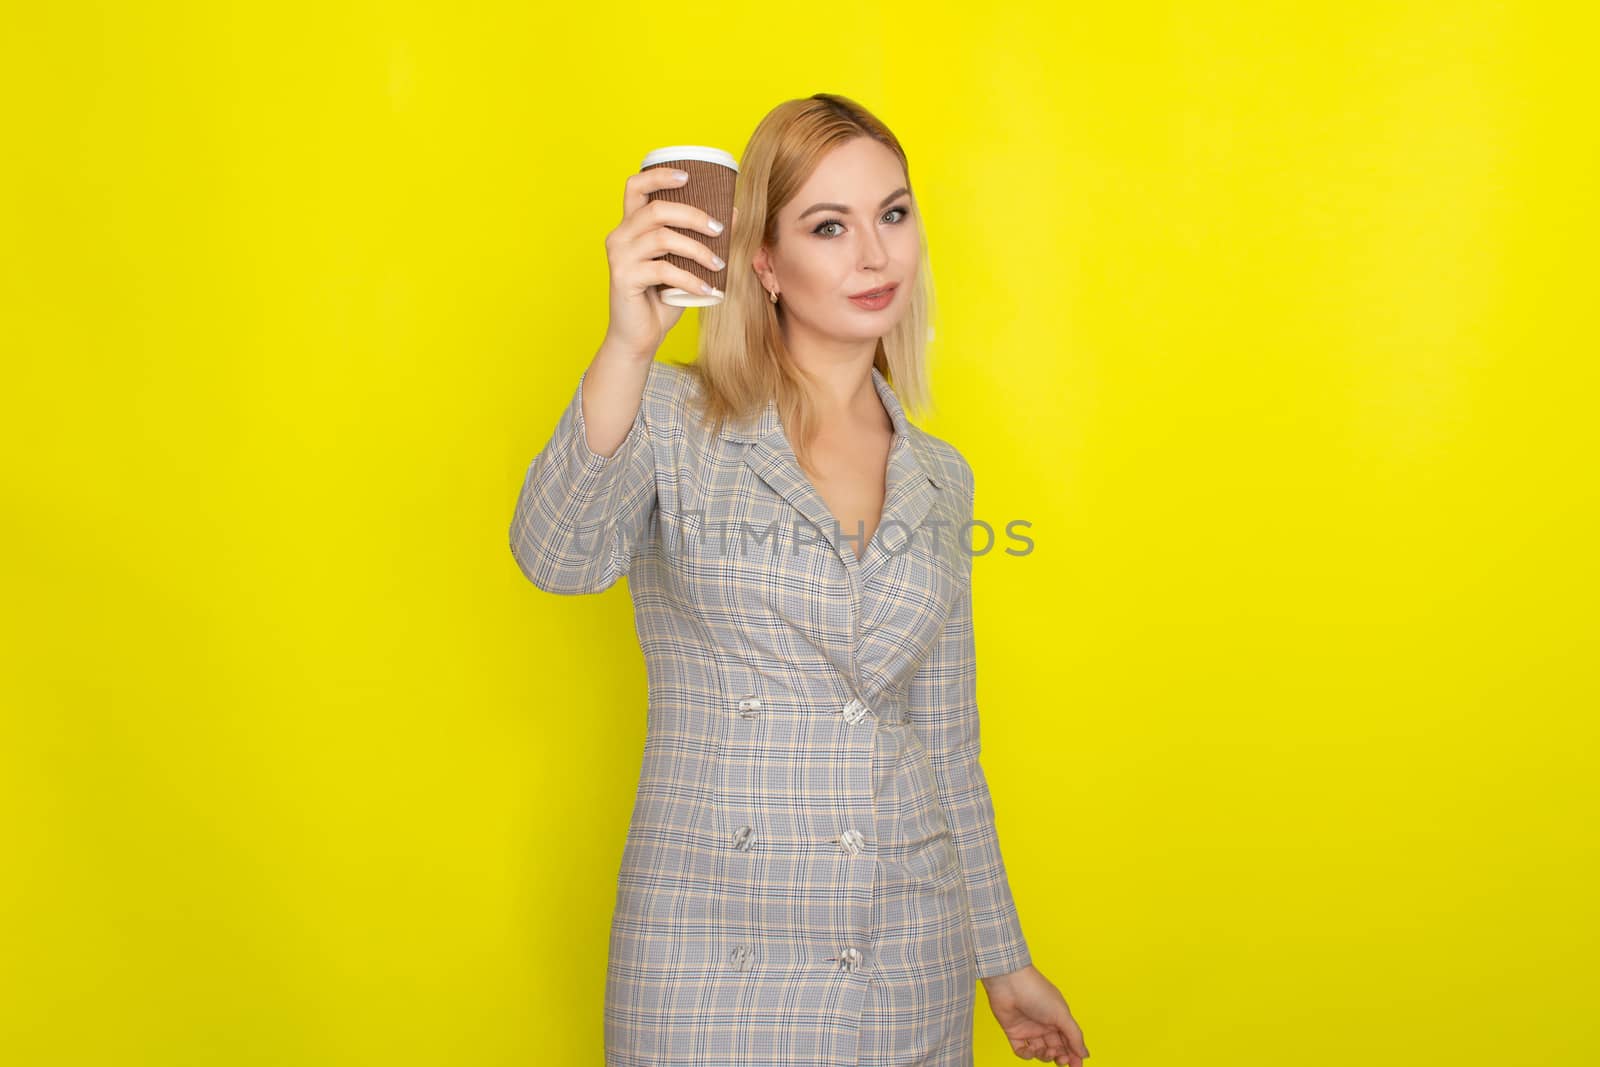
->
xmin=510 ymin=359 xmax=1031 ymax=1066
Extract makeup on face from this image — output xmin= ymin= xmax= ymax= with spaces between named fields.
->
xmin=793 ymin=188 xmax=912 ymax=312
xmin=847 ymin=283 xmax=899 ymax=311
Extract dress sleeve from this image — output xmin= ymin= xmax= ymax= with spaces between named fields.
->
xmin=906 ymin=458 xmax=1033 ymax=979
xmin=509 ymin=364 xmax=659 ymax=595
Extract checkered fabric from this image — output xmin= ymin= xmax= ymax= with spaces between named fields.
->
xmin=511 ymin=360 xmax=1031 ymax=1066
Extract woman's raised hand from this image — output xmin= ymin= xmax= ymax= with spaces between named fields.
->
xmin=602 ymin=167 xmax=736 ymax=361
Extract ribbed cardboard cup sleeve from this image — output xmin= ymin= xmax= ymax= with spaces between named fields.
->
xmin=641 ymin=158 xmax=737 ymax=297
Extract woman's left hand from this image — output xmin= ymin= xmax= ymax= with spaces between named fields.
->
xmin=980 ymin=964 xmax=1090 ymax=1065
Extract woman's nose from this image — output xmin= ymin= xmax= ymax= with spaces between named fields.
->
xmin=857 ymin=230 xmax=889 ymax=269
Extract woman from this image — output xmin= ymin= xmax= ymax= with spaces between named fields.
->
xmin=511 ymin=93 xmax=1090 ymax=1066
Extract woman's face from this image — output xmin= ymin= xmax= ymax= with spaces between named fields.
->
xmin=755 ymin=137 xmax=919 ymax=347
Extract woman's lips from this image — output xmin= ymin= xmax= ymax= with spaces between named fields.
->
xmin=848 ymin=284 xmax=898 ymax=310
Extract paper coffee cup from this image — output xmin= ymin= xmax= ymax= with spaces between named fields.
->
xmin=640 ymin=145 xmax=739 ymax=307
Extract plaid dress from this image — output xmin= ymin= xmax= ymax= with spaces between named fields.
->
xmin=511 ymin=360 xmax=1031 ymax=1066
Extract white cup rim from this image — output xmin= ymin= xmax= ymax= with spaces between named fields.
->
xmin=640 ymin=145 xmax=739 ymax=172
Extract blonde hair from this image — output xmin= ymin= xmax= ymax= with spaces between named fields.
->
xmin=679 ymin=92 xmax=939 ymax=476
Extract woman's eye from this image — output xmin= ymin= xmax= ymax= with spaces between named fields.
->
xmin=812 ymin=204 xmax=911 ymax=238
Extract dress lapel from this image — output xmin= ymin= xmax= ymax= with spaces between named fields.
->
xmin=722 ymin=365 xmax=942 ymax=584
xmin=740 ymin=434 xmax=848 ymax=565
xmin=862 ymin=427 xmax=939 ymax=585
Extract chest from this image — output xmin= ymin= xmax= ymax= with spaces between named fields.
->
xmin=801 ymin=429 xmax=895 ymax=561
xmin=653 ymin=429 xmax=965 ymax=697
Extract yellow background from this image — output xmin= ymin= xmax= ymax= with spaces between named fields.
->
xmin=3 ymin=2 xmax=1595 ymax=1064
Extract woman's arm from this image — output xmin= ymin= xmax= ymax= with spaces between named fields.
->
xmin=509 ymin=342 xmax=659 ymax=595
xmin=907 ymin=458 xmax=1033 ymax=980
xmin=510 ymin=159 xmax=727 ymax=596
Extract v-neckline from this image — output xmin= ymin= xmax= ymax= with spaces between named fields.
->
xmin=809 ymin=431 xmax=900 ymax=563
xmin=788 ymin=382 xmax=902 ymax=564
xmin=729 ymin=364 xmax=940 ymax=583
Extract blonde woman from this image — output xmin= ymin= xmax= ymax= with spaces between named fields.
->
xmin=512 ymin=93 xmax=1090 ymax=1067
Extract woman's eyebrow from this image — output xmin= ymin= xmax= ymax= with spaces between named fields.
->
xmin=797 ymin=186 xmax=911 ymax=220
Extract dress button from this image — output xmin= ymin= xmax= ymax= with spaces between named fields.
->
xmin=736 ymin=696 xmax=762 ymax=719
xmin=838 ymin=829 xmax=866 ymax=856
xmin=732 ymin=825 xmax=755 ymax=851
xmin=730 ymin=943 xmax=754 ymax=971
xmin=841 ymin=698 xmax=869 ymax=725
xmin=838 ymin=946 xmax=864 ymax=974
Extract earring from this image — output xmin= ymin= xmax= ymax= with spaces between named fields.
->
xmin=768 ymin=288 xmax=779 ymax=304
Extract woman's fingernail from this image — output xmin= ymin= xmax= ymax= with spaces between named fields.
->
xmin=672 ymin=170 xmax=689 ymax=181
